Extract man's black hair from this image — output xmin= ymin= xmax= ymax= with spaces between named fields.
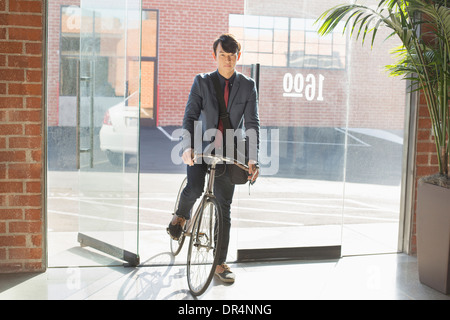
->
xmin=213 ymin=33 xmax=241 ymax=56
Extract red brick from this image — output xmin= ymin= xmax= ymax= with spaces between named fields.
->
xmin=31 ymin=234 xmax=41 ymax=247
xmin=0 ymin=41 xmax=23 ymax=54
xmin=417 ymin=129 xmax=431 ymax=141
xmin=0 ymin=13 xmax=42 ymax=27
xmin=0 ymin=208 xmax=23 ymax=220
xmin=415 ymin=154 xmax=429 ymax=165
xmin=9 ymin=0 xmax=42 ymax=14
xmin=25 ymin=181 xmax=40 ymax=193
xmin=25 ymin=97 xmax=41 ymax=109
xmin=0 ymin=235 xmax=26 ymax=247
xmin=24 ymin=208 xmax=40 ymax=220
xmin=9 ymin=221 xmax=41 ymax=233
xmin=416 ymin=141 xmax=436 ymax=153
xmin=0 ymin=97 xmax=23 ymax=109
xmin=416 ymin=165 xmax=440 ymax=178
xmin=9 ymin=109 xmax=41 ymax=122
xmin=25 ymin=123 xmax=41 ymax=135
xmin=8 ymin=163 xmax=41 ymax=179
xmin=0 ymin=263 xmax=23 ymax=272
xmin=8 ymin=55 xmax=42 ymax=68
xmin=26 ymin=69 xmax=42 ymax=82
xmin=0 ymin=123 xmax=23 ymax=135
xmin=0 ymin=68 xmax=24 ymax=81
xmin=0 ymin=151 xmax=26 ymax=163
xmin=9 ymin=136 xmax=42 ymax=149
xmin=30 ymin=149 xmax=41 ymax=162
xmin=25 ymin=42 xmax=41 ymax=54
xmin=8 ymin=83 xmax=42 ymax=96
xmin=23 ymin=261 xmax=44 ymax=271
xmin=0 ymin=181 xmax=23 ymax=193
xmin=8 ymin=27 xmax=42 ymax=41
xmin=8 ymin=194 xmax=41 ymax=207
xmin=0 ymin=164 xmax=5 ymax=179
xmin=9 ymin=248 xmax=42 ymax=260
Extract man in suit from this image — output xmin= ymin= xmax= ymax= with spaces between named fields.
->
xmin=167 ymin=34 xmax=260 ymax=283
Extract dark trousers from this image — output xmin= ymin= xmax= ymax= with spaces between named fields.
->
xmin=176 ymin=162 xmax=235 ymax=265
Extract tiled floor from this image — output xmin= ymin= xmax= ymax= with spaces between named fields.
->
xmin=0 ymin=253 xmax=449 ymax=300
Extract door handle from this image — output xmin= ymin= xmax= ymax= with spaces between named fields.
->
xmin=76 ymin=59 xmax=94 ymax=169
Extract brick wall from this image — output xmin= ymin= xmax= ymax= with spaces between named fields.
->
xmin=0 ymin=0 xmax=45 ymax=272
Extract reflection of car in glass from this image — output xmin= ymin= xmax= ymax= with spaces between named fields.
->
xmin=99 ymin=95 xmax=139 ymax=166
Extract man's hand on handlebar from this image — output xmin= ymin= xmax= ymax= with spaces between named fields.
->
xmin=182 ymin=150 xmax=259 ymax=183
xmin=182 ymin=148 xmax=194 ymax=166
xmin=248 ymin=160 xmax=259 ymax=184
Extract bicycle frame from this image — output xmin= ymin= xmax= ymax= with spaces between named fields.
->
xmin=184 ymin=157 xmax=216 ymax=238
xmin=183 ymin=153 xmax=248 ymax=238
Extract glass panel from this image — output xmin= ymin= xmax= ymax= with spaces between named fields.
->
xmin=47 ymin=0 xmax=141 ymax=267
xmin=47 ymin=4 xmax=81 ymax=267
xmin=76 ymin=0 xmax=141 ymax=266
xmin=234 ymin=0 xmax=405 ymax=258
xmin=341 ymin=0 xmax=406 ymax=255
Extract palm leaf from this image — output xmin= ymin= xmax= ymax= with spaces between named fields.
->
xmin=316 ymin=0 xmax=450 ymax=176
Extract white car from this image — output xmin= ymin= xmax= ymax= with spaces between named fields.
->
xmin=99 ymin=96 xmax=139 ymax=166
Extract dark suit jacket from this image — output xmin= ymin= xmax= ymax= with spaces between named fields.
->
xmin=181 ymin=70 xmax=260 ymax=161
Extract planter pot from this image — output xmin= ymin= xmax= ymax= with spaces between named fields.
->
xmin=417 ymin=178 xmax=450 ymax=294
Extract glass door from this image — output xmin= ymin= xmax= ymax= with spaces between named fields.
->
xmin=76 ymin=0 xmax=141 ymax=266
xmin=232 ymin=0 xmax=406 ymax=261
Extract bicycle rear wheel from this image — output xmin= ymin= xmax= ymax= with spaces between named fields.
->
xmin=170 ymin=176 xmax=188 ymax=256
xmin=187 ymin=196 xmax=222 ymax=296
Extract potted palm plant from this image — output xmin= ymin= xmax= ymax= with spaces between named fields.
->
xmin=316 ymin=0 xmax=449 ymax=293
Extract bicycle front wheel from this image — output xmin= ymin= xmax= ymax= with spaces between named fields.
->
xmin=187 ymin=196 xmax=222 ymax=296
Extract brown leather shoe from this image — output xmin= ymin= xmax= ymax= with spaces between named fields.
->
xmin=215 ymin=263 xmax=235 ymax=283
xmin=167 ymin=215 xmax=186 ymax=240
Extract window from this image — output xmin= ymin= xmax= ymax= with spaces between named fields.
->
xmin=229 ymin=14 xmax=346 ymax=69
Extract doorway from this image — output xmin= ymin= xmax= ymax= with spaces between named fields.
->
xmin=47 ymin=0 xmax=142 ymax=267
xmin=46 ymin=0 xmax=408 ymax=268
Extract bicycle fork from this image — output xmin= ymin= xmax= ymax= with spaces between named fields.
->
xmin=184 ymin=163 xmax=218 ymax=252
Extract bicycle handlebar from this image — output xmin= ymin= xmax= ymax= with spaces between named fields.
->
xmin=193 ymin=153 xmax=249 ymax=172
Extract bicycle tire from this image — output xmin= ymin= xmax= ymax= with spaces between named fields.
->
xmin=170 ymin=176 xmax=188 ymax=256
xmin=187 ymin=196 xmax=223 ymax=296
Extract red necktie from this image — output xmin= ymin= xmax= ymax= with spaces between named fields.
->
xmin=215 ymin=79 xmax=229 ymax=149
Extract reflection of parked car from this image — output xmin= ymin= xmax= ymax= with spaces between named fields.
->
xmin=99 ymin=96 xmax=139 ymax=166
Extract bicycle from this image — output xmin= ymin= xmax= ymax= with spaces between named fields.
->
xmin=169 ymin=153 xmax=249 ymax=296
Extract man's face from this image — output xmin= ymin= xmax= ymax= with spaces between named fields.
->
xmin=214 ymin=43 xmax=241 ymax=76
